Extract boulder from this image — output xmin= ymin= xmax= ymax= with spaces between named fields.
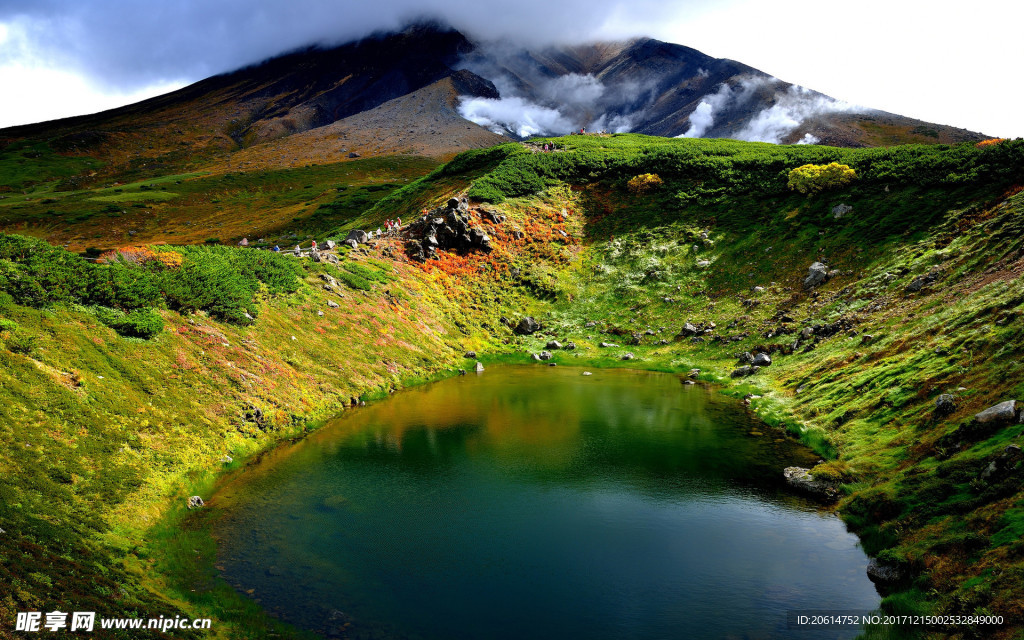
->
xmin=731 ymin=365 xmax=756 ymax=378
xmin=346 ymin=229 xmax=369 ymax=244
xmin=975 ymin=400 xmax=1017 ymax=424
xmin=564 ymin=342 xmax=577 ymax=350
xmin=783 ymin=467 xmax=839 ymax=502
xmin=324 ymin=240 xmax=336 ymax=250
xmin=832 ymin=203 xmax=853 ymax=219
xmin=621 ymin=353 xmax=635 ymax=361
xmin=344 ymin=239 xmax=358 ymax=249
xmin=327 ymin=300 xmax=340 ymax=308
xmin=752 ymin=353 xmax=772 ymax=367
xmin=464 ymin=351 xmax=477 ymax=358
xmin=676 ymin=322 xmax=699 ymax=338
xmin=515 ymin=317 xmax=541 ymax=335
xmin=187 ymin=496 xmax=205 ymax=510
xmin=696 ymin=260 xmax=711 ymax=268
xmin=598 ymin=342 xmax=619 ymax=348
xmin=934 ymin=394 xmax=956 ymax=416
xmin=804 ymin=262 xmax=829 ymax=288
xmin=737 ymin=352 xmax=755 ymax=364
xmin=538 ymin=351 xmax=553 ymax=360
xmin=866 ymin=557 xmax=906 ymax=586
xmin=582 ymin=371 xmax=593 ymax=376
xmin=545 ymin=340 xmax=562 ymax=350
xmin=474 ymin=361 xmax=485 ymax=372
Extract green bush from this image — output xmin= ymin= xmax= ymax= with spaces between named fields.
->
xmin=5 ymin=330 xmax=36 ymax=354
xmin=787 ymin=162 xmax=857 ymax=194
xmin=0 ymin=317 xmax=18 ymax=333
xmin=95 ymin=307 xmax=164 ymax=339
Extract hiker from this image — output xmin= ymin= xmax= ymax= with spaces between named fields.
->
xmin=311 ymin=240 xmax=318 ymax=251
xmin=272 ymin=245 xmax=280 ymax=252
xmin=294 ymin=245 xmax=301 ymax=256
xmin=396 ymin=217 xmax=402 ymax=228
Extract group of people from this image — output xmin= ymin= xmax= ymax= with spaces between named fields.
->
xmin=540 ymin=143 xmax=555 ymax=152
xmin=384 ymin=218 xmax=403 ymax=233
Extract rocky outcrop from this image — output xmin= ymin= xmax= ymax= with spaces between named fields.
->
xmin=866 ymin=557 xmax=907 ymax=587
xmin=407 ymin=196 xmax=492 ymax=261
xmin=934 ymin=394 xmax=956 ymax=416
xmin=783 ymin=467 xmax=839 ymax=502
xmin=187 ymin=496 xmax=205 ymax=509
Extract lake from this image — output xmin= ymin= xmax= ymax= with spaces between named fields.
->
xmin=212 ymin=365 xmax=880 ymax=639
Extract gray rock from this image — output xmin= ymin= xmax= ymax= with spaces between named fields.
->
xmin=327 ymin=300 xmax=340 ymax=308
xmin=474 ymin=361 xmax=485 ymax=372
xmin=832 ymin=203 xmax=853 ymax=219
xmin=934 ymin=394 xmax=956 ymax=416
xmin=800 ymin=327 xmax=815 ymax=339
xmin=582 ymin=371 xmax=593 ymax=376
xmin=324 ymin=240 xmax=336 ymax=250
xmin=345 ymin=229 xmax=368 ymax=244
xmin=599 ymin=342 xmax=619 ymax=348
xmin=683 ymin=380 xmax=695 ymax=385
xmin=676 ymin=322 xmax=699 ymax=338
xmin=538 ymin=351 xmax=553 ymax=360
xmin=564 ymin=342 xmax=577 ymax=350
xmin=696 ymin=260 xmax=711 ymax=268
xmin=344 ymin=239 xmax=358 ymax=249
xmin=737 ymin=352 xmax=754 ymax=364
xmin=866 ymin=557 xmax=905 ymax=585
xmin=621 ymin=353 xmax=635 ymax=361
xmin=804 ymin=262 xmax=829 ymax=288
xmin=783 ymin=467 xmax=839 ymax=502
xmin=731 ymin=365 xmax=756 ymax=378
xmin=515 ymin=317 xmax=541 ymax=335
xmin=464 ymin=350 xmax=477 ymax=358
xmin=752 ymin=353 xmax=772 ymax=367
xmin=752 ymin=286 xmax=765 ymax=293
xmin=545 ymin=340 xmax=562 ymax=350
xmin=975 ymin=400 xmax=1017 ymax=424
xmin=187 ymin=496 xmax=205 ymax=509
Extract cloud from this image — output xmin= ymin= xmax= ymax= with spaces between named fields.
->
xmin=678 ymin=82 xmax=733 ymax=138
xmin=457 ymin=95 xmax=574 ymax=137
xmin=735 ymin=84 xmax=859 ymax=143
xmin=0 ymin=0 xmax=709 ymax=92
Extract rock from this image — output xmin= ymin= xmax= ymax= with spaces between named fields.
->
xmin=737 ymin=352 xmax=754 ymax=364
xmin=582 ymin=371 xmax=593 ymax=376
xmin=621 ymin=353 xmax=635 ymax=361
xmin=804 ymin=262 xmax=830 ymax=288
xmin=474 ymin=361 xmax=485 ymax=372
xmin=687 ymin=369 xmax=701 ymax=379
xmin=564 ymin=342 xmax=577 ymax=350
xmin=324 ymin=240 xmax=336 ymax=250
xmin=464 ymin=350 xmax=477 ymax=358
xmin=934 ymin=394 xmax=956 ymax=416
xmin=346 ymin=229 xmax=368 ymax=244
xmin=538 ymin=351 xmax=553 ymax=360
xmin=187 ymin=496 xmax=205 ymax=509
xmin=676 ymin=322 xmax=699 ymax=338
xmin=545 ymin=340 xmax=562 ymax=350
xmin=731 ymin=365 xmax=756 ymax=378
xmin=327 ymin=300 xmax=340 ymax=308
xmin=683 ymin=380 xmax=695 ymax=385
xmin=800 ymin=327 xmax=815 ymax=339
xmin=696 ymin=260 xmax=711 ymax=268
xmin=317 ymin=310 xmax=324 ymax=317
xmin=752 ymin=286 xmax=765 ymax=293
xmin=584 ymin=321 xmax=597 ymax=328
xmin=783 ymin=467 xmax=839 ymax=502
xmin=975 ymin=400 xmax=1017 ymax=424
xmin=347 ymin=151 xmax=360 ymax=158
xmin=221 ymin=455 xmax=233 ymax=464
xmin=515 ymin=317 xmax=541 ymax=335
xmin=866 ymin=558 xmax=906 ymax=585
xmin=752 ymin=353 xmax=772 ymax=367
xmin=832 ymin=203 xmax=853 ymax=219
xmin=344 ymin=239 xmax=358 ymax=249
xmin=598 ymin=342 xmax=619 ymax=348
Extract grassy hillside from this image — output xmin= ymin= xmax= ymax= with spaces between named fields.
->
xmin=2 ymin=133 xmax=1024 ymax=639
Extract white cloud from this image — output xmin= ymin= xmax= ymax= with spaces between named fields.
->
xmin=457 ymin=96 xmax=574 ymax=137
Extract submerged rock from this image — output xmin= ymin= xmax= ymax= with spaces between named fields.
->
xmin=474 ymin=361 xmax=485 ymax=373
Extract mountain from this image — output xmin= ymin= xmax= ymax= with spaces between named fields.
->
xmin=0 ymin=23 xmax=987 ymax=188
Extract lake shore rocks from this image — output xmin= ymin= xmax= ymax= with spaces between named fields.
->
xmin=783 ymin=467 xmax=839 ymax=502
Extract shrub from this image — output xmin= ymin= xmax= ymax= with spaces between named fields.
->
xmin=5 ymin=330 xmax=36 ymax=354
xmin=787 ymin=162 xmax=857 ymax=194
xmin=626 ymin=173 xmax=664 ymax=194
xmin=0 ymin=318 xmax=18 ymax=333
xmin=95 ymin=307 xmax=164 ymax=339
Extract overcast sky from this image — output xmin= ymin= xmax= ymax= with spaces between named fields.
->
xmin=0 ymin=0 xmax=1020 ymax=138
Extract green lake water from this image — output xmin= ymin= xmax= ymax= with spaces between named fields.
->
xmin=212 ymin=365 xmax=880 ymax=639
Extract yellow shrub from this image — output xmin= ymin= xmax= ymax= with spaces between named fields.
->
xmin=627 ymin=173 xmax=664 ymax=194
xmin=787 ymin=162 xmax=856 ymax=194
